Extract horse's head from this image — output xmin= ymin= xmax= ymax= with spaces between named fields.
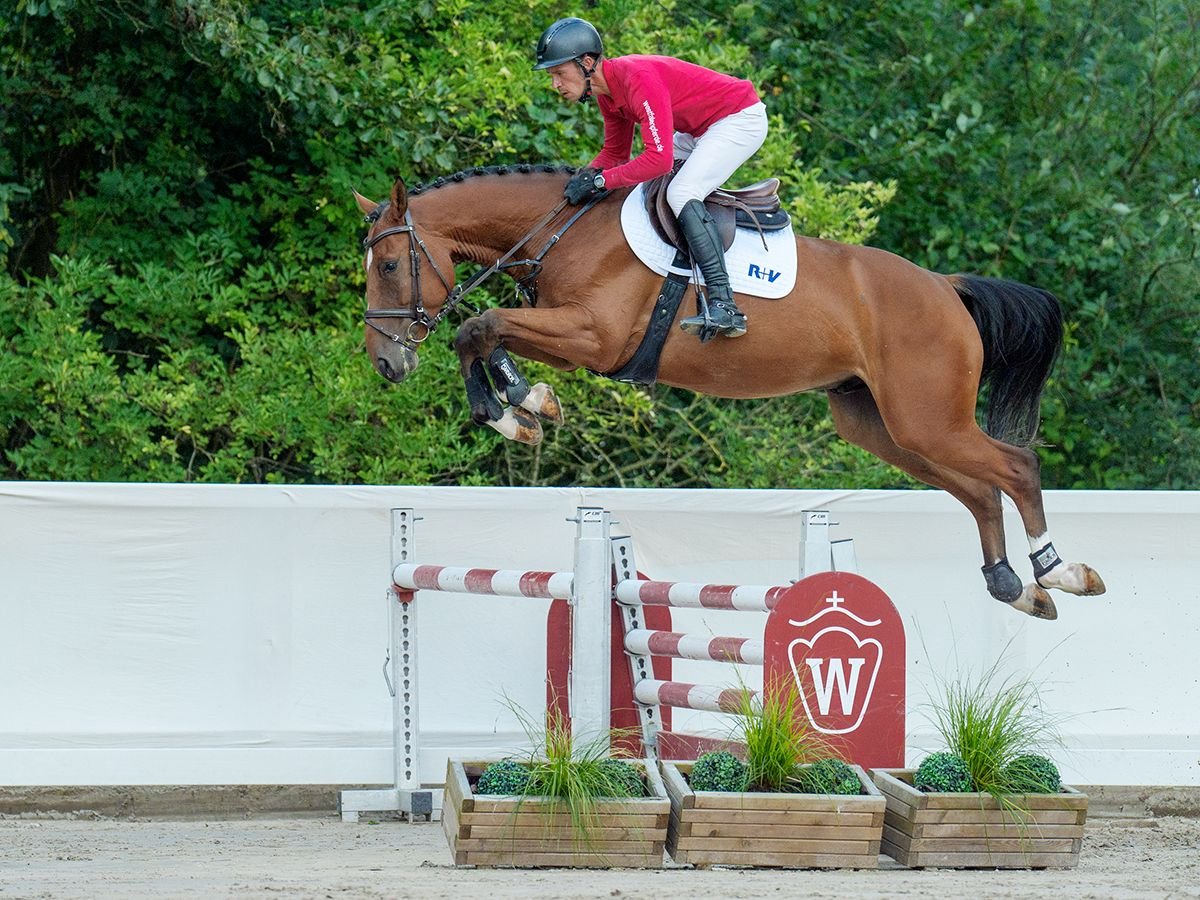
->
xmin=355 ymin=178 xmax=455 ymax=384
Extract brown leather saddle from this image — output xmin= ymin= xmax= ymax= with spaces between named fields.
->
xmin=643 ymin=167 xmax=791 ymax=253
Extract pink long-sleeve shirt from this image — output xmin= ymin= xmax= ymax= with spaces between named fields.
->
xmin=588 ymin=55 xmax=761 ymax=190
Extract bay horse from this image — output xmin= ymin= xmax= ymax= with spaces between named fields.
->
xmin=354 ymin=164 xmax=1105 ymax=620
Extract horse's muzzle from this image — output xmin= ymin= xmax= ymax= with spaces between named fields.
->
xmin=375 ymin=347 xmax=419 ymax=383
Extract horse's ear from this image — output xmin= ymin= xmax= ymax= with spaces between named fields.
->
xmin=353 ymin=189 xmax=377 ymax=216
xmin=390 ymin=178 xmax=409 ymax=215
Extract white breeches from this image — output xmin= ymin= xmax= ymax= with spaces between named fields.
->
xmin=665 ymin=101 xmax=768 ymax=216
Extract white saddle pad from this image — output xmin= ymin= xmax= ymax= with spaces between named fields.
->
xmin=619 ymin=184 xmax=798 ymax=299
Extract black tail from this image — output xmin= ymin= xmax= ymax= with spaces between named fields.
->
xmin=951 ymin=274 xmax=1063 ymax=447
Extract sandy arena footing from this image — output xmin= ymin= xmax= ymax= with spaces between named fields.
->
xmin=1 ymin=814 xmax=1198 ymax=899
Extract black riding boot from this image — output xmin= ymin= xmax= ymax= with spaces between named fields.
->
xmin=677 ymin=199 xmax=748 ymax=340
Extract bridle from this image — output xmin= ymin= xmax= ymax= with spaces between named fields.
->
xmin=361 ymin=189 xmax=605 ymax=350
xmin=362 ymin=208 xmax=454 ymax=349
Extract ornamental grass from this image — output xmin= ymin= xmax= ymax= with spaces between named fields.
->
xmin=921 ymin=639 xmax=1070 ymax=808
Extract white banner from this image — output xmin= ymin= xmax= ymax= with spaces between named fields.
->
xmin=0 ymin=482 xmax=1195 ymax=787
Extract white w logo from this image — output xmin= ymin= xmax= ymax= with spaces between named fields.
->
xmin=804 ymin=658 xmax=866 ymax=715
xmin=787 ymin=627 xmax=883 ymax=734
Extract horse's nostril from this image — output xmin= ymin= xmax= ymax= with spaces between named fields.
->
xmin=376 ymin=357 xmax=395 ymax=380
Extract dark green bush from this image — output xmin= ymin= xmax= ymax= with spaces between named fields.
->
xmin=914 ymin=752 xmax=973 ymax=793
xmin=475 ymin=759 xmax=530 ymax=795
xmin=689 ymin=751 xmax=748 ymax=792
xmin=796 ymin=758 xmax=861 ymax=795
xmin=597 ymin=759 xmax=645 ymax=798
xmin=1002 ymin=754 xmax=1062 ymax=794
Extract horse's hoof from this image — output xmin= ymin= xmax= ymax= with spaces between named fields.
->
xmin=486 ymin=407 xmax=544 ymax=445
xmin=1010 ymin=584 xmax=1058 ymax=620
xmin=1080 ymin=565 xmax=1106 ymax=596
xmin=1037 ymin=562 xmax=1107 ymax=596
xmin=522 ymin=382 xmax=564 ymax=424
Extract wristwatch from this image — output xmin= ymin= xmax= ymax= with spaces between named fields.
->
xmin=593 ymin=172 xmax=606 ymax=190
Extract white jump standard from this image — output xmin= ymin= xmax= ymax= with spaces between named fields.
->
xmin=338 ymin=507 xmax=614 ymax=822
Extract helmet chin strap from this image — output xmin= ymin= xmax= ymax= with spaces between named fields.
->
xmin=574 ymin=56 xmax=598 ymax=103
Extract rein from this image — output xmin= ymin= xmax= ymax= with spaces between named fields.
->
xmin=362 ymin=192 xmax=607 ymax=349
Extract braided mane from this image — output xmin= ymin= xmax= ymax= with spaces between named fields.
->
xmin=410 ymin=163 xmax=576 ymax=196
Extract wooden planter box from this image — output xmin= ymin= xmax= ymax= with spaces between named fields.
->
xmin=443 ymin=759 xmax=670 ymax=868
xmin=873 ymin=768 xmax=1088 ymax=868
xmin=662 ymin=761 xmax=885 ymax=868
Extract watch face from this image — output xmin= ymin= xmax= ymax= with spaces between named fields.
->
xmin=593 ymin=173 xmax=605 ymax=189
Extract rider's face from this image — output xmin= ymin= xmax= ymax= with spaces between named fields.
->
xmin=547 ymin=59 xmax=587 ymax=102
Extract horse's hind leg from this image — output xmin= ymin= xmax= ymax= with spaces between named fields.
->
xmin=866 ymin=372 xmax=1105 ymax=603
xmin=828 ymin=386 xmax=1058 ymax=619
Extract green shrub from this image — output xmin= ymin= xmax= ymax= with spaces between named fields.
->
xmin=596 ymin=759 xmax=645 ymax=798
xmin=689 ymin=751 xmax=747 ymax=792
xmin=914 ymin=752 xmax=973 ymax=793
xmin=797 ymin=758 xmax=861 ymax=795
xmin=1002 ymin=754 xmax=1062 ymax=794
xmin=475 ymin=759 xmax=530 ymax=795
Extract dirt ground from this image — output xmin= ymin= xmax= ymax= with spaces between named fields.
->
xmin=1 ymin=814 xmax=1198 ymax=900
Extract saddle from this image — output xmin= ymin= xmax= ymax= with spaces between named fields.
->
xmin=643 ymin=166 xmax=792 ymax=253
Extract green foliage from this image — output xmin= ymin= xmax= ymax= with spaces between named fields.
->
xmin=922 ymin=648 xmax=1065 ymax=805
xmin=688 ymin=751 xmax=747 ymax=792
xmin=596 ymin=759 xmax=646 ymax=798
xmin=733 ymin=679 xmax=836 ymax=793
xmin=2 ymin=0 xmax=1195 ymax=487
xmin=1003 ymin=754 xmax=1062 ymax=794
xmin=796 ymin=757 xmax=861 ymax=796
xmin=914 ymin=751 xmax=973 ymax=793
xmin=523 ymin=709 xmax=641 ymax=802
xmin=475 ymin=759 xmax=531 ymax=795
xmin=500 ymin=701 xmax=647 ymax=845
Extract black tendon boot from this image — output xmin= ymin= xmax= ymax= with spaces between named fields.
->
xmin=677 ymin=199 xmax=748 ymax=340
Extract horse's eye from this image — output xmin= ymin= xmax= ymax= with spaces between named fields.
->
xmin=382 ymin=260 xmax=398 ymax=274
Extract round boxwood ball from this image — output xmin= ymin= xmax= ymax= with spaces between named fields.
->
xmin=598 ymin=758 xmax=645 ymax=797
xmin=798 ymin=758 xmax=861 ymax=795
xmin=914 ymin=751 xmax=973 ymax=792
xmin=1003 ymin=754 xmax=1062 ymax=793
xmin=689 ymin=751 xmax=747 ymax=792
xmin=476 ymin=759 xmax=531 ymax=795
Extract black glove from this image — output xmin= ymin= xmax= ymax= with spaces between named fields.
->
xmin=564 ymin=167 xmax=603 ymax=205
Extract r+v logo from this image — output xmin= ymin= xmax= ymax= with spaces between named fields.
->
xmin=747 ymin=263 xmax=783 ymax=283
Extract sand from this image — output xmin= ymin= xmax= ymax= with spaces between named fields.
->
xmin=1 ymin=814 xmax=1198 ymax=899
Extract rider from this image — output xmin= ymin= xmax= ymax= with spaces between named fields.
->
xmin=534 ymin=17 xmax=768 ymax=340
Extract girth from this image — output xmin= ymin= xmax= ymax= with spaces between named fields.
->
xmin=594 ymin=250 xmax=692 ymax=385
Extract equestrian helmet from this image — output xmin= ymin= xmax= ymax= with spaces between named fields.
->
xmin=533 ymin=18 xmax=603 ymax=70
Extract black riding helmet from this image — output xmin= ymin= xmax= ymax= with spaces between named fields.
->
xmin=533 ymin=17 xmax=602 ymax=70
xmin=534 ymin=18 xmax=603 ymax=103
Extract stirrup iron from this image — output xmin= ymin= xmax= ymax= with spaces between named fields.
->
xmin=680 ymin=292 xmax=747 ymax=342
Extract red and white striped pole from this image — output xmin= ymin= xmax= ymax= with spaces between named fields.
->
xmin=624 ymin=628 xmax=764 ymax=665
xmin=632 ymin=679 xmax=759 ymax=715
xmin=615 ymin=578 xmax=791 ymax=612
xmin=393 ymin=564 xmax=573 ymax=601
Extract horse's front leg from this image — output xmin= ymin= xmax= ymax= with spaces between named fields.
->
xmin=486 ymin=346 xmax=564 ymax=425
xmin=454 ymin=317 xmax=564 ymax=446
